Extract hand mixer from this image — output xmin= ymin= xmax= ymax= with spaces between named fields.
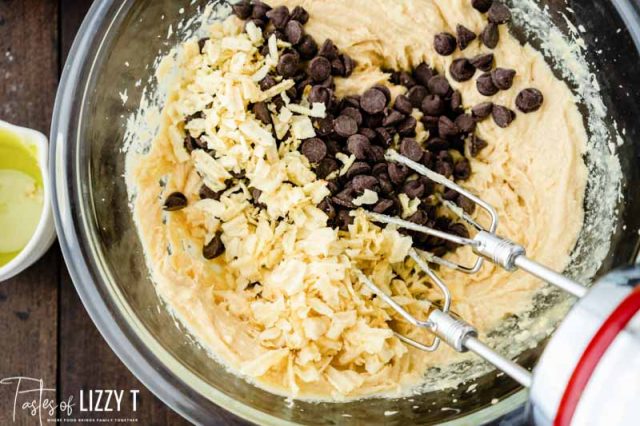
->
xmin=355 ymin=150 xmax=640 ymax=426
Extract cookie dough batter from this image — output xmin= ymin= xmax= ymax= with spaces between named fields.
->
xmin=127 ymin=0 xmax=587 ymax=400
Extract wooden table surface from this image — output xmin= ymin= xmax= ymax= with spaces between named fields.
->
xmin=0 ymin=1 xmax=246 ymax=424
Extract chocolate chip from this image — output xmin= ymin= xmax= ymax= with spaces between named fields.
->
xmin=334 ymin=115 xmax=359 ymax=137
xmin=455 ymin=114 xmax=476 ymax=133
xmin=434 ymin=32 xmax=457 ymax=56
xmin=472 ymin=102 xmax=494 ymax=120
xmin=335 ymin=209 xmax=354 ymax=228
xmin=364 ymin=113 xmax=384 ymax=129
xmin=492 ymin=105 xmax=516 ymax=127
xmin=259 ymin=75 xmax=277 ymax=91
xmin=398 ymin=116 xmax=417 ymax=136
xmin=266 ymin=5 xmax=290 ymax=29
xmin=315 ymin=115 xmax=335 ymax=136
xmin=428 ymin=75 xmax=452 ymax=97
xmin=307 ymin=56 xmax=331 ymax=82
xmin=203 ymin=231 xmax=226 ymax=260
xmin=375 ymin=127 xmax=393 ymax=147
xmin=327 ymin=180 xmax=339 ymax=194
xmin=450 ymin=58 xmax=476 ymax=82
xmin=361 ymin=88 xmax=388 ymax=114
xmin=470 ymin=53 xmax=494 ymax=72
xmin=516 ymin=88 xmax=544 ymax=113
xmin=481 ymin=23 xmax=499 ymax=49
xmin=163 ymin=192 xmax=188 ymax=211
xmin=394 ymin=95 xmax=414 ymax=115
xmin=477 ymin=72 xmax=499 ymax=96
xmin=435 ymin=160 xmax=454 ymax=178
xmin=414 ymin=63 xmax=436 ymax=86
xmin=318 ymin=198 xmax=336 ymax=219
xmin=341 ymin=107 xmax=363 ymax=126
xmin=317 ymin=158 xmax=340 ymax=178
xmin=285 ymin=20 xmax=304 ymax=45
xmin=319 ymin=73 xmax=334 ymax=86
xmin=342 ymin=95 xmax=361 ymax=109
xmin=319 ymin=39 xmax=339 ymax=60
xmin=290 ymin=5 xmax=309 ymax=24
xmin=470 ymin=134 xmax=489 ymax=157
xmin=388 ymin=163 xmax=410 ymax=185
xmin=351 ymin=175 xmax=379 ymax=193
xmin=421 ymin=116 xmax=440 ymax=132
xmin=398 ymin=72 xmax=416 ymax=89
xmin=252 ymin=102 xmax=271 ymax=125
xmin=198 ymin=38 xmax=209 ymax=53
xmin=344 ymin=162 xmax=370 ymax=180
xmin=342 ymin=54 xmax=356 ymax=77
xmin=301 ymin=138 xmax=327 ymax=163
xmin=446 ymin=223 xmax=470 ymax=249
xmin=426 ymin=137 xmax=449 ymax=151
xmin=450 ymin=90 xmax=463 ymax=112
xmin=249 ymin=187 xmax=266 ymax=208
xmin=407 ymin=85 xmax=429 ymax=107
xmin=457 ymin=195 xmax=476 ymax=214
xmin=437 ymin=150 xmax=454 ymax=165
xmin=422 ymin=151 xmax=435 ymax=168
xmin=403 ymin=179 xmax=426 ymax=198
xmin=359 ymin=127 xmax=377 ymax=141
xmin=400 ymin=138 xmax=423 ymax=162
xmin=491 ymin=68 xmax=516 ymax=90
xmin=296 ymin=76 xmax=313 ymax=93
xmin=183 ymin=135 xmax=197 ymax=154
xmin=472 ymin=0 xmax=493 ymax=13
xmin=372 ymin=163 xmax=388 ymax=176
xmin=488 ymin=2 xmax=512 ymax=24
xmin=368 ymin=145 xmax=386 ymax=162
xmin=439 ymin=116 xmax=460 ymax=139
xmin=408 ymin=210 xmax=430 ymax=226
xmin=298 ymin=35 xmax=319 ymax=59
xmin=382 ymin=110 xmax=405 ymax=127
xmin=309 ymin=85 xmax=332 ymax=106
xmin=373 ymin=199 xmax=395 ymax=213
xmin=251 ymin=1 xmax=271 ymax=19
xmin=421 ymin=95 xmax=445 ymax=116
xmin=378 ymin=174 xmax=395 ymax=195
xmin=457 ymin=25 xmax=477 ymax=50
xmin=199 ymin=185 xmax=222 ymax=200
xmin=232 ymin=0 xmax=253 ymax=19
xmin=454 ymin=158 xmax=472 ymax=180
xmin=331 ymin=58 xmax=346 ymax=77
xmin=325 ymin=139 xmax=340 ymax=155
xmin=347 ymin=134 xmax=371 ymax=160
xmin=373 ymin=85 xmax=392 ymax=103
xmin=277 ymin=52 xmax=299 ymax=77
xmin=443 ymin=188 xmax=459 ymax=201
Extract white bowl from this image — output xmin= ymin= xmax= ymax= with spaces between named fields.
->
xmin=0 ymin=120 xmax=56 ymax=282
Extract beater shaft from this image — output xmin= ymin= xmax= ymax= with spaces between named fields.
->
xmin=514 ymin=256 xmax=587 ymax=298
xmin=463 ymin=336 xmax=533 ymax=388
xmin=428 ymin=309 xmax=533 ymax=388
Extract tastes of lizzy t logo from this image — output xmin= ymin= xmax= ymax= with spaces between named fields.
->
xmin=0 ymin=376 xmax=140 ymax=424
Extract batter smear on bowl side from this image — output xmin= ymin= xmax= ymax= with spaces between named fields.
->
xmin=127 ymin=0 xmax=587 ymax=400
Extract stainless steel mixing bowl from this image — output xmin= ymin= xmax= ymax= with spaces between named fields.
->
xmin=50 ymin=0 xmax=640 ymax=424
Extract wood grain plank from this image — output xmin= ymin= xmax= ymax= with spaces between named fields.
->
xmin=0 ymin=0 xmax=60 ymax=424
xmin=56 ymin=2 xmax=245 ymax=424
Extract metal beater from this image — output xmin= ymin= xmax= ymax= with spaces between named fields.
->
xmin=355 ymin=150 xmax=640 ymax=425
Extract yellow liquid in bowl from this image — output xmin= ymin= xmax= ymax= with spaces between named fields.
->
xmin=0 ymin=128 xmax=44 ymax=267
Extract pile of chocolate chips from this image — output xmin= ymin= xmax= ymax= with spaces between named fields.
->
xmin=434 ymin=0 xmax=544 ymax=127
xmin=229 ymin=1 xmax=499 ymax=257
xmin=232 ymin=0 xmax=355 ymax=114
